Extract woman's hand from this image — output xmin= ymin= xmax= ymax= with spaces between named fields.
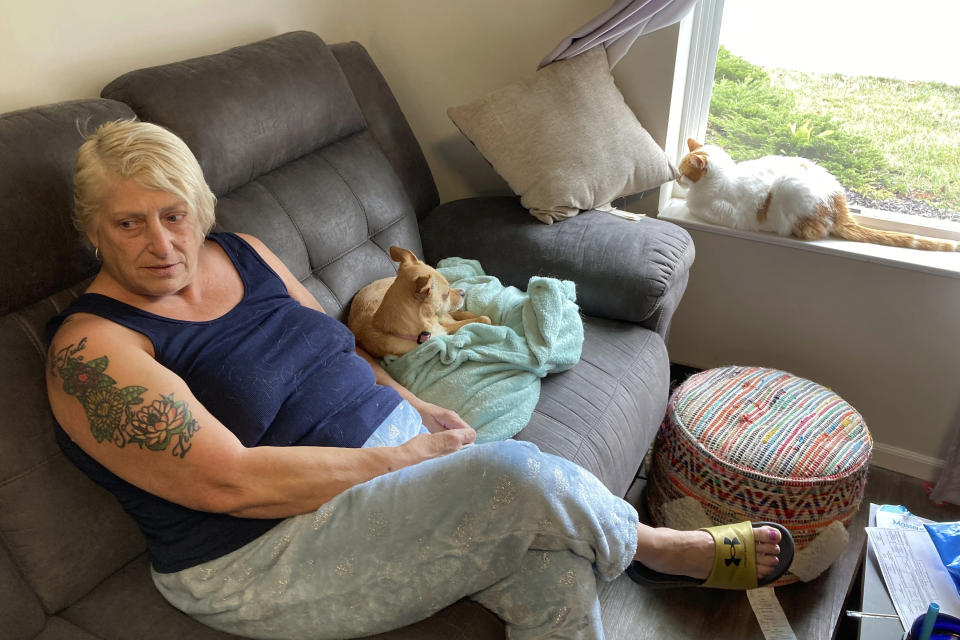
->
xmin=400 ymin=425 xmax=476 ymax=463
xmin=414 ymin=400 xmax=473 ymax=434
xmin=355 ymin=346 xmax=476 ymax=435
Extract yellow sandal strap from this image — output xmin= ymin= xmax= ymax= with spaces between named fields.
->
xmin=700 ymin=520 xmax=758 ymax=590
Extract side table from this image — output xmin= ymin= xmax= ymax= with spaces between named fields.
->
xmin=857 ymin=539 xmax=906 ymax=639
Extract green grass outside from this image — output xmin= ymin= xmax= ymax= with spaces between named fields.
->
xmin=706 ymin=46 xmax=960 ymax=215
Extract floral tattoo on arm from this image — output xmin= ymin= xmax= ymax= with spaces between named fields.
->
xmin=54 ymin=338 xmax=200 ymax=458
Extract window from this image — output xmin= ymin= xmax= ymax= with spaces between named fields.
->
xmin=674 ymin=0 xmax=960 ymax=232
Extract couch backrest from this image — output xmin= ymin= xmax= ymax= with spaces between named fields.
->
xmin=101 ymin=31 xmax=438 ymax=321
xmin=0 ymin=99 xmax=150 ymax=638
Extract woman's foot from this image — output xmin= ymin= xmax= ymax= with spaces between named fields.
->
xmin=633 ymin=522 xmax=783 ymax=581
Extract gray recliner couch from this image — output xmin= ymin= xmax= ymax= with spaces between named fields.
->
xmin=0 ymin=31 xmax=694 ymax=640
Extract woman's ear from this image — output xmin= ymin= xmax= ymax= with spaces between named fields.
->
xmin=86 ymin=229 xmax=99 ymax=251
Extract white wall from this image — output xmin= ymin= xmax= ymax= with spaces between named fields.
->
xmin=0 ymin=1 xmax=372 ymax=112
xmin=1 ymin=0 xmax=616 ymax=205
xmin=356 ymin=0 xmax=616 ymax=204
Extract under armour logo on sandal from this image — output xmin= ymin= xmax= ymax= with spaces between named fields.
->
xmin=724 ymin=536 xmax=741 ymax=567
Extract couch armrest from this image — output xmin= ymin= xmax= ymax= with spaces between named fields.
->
xmin=420 ymin=196 xmax=695 ymax=339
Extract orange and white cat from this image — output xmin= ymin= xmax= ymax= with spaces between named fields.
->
xmin=678 ymin=139 xmax=959 ymax=251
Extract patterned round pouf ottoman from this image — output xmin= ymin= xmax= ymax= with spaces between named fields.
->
xmin=646 ymin=366 xmax=873 ymax=585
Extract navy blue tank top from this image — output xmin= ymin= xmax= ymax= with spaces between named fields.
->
xmin=47 ymin=232 xmax=401 ymax=573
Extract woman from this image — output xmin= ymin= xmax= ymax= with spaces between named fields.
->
xmin=46 ymin=120 xmax=791 ymax=640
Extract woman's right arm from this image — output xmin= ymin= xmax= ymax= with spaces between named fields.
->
xmin=46 ymin=315 xmax=474 ymax=519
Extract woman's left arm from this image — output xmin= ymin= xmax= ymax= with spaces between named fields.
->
xmin=239 ymin=233 xmax=472 ymax=434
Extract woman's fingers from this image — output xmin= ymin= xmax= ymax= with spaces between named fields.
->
xmin=436 ymin=409 xmax=471 ymax=430
xmin=437 ymin=427 xmax=476 ymax=448
xmin=416 ymin=401 xmax=473 ymax=433
xmin=403 ymin=428 xmax=476 ymax=462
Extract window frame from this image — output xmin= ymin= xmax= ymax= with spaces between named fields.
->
xmin=661 ymin=0 xmax=960 ymax=276
xmin=665 ymin=0 xmax=724 ymax=204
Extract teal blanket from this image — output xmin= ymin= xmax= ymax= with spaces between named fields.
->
xmin=382 ymin=258 xmax=584 ymax=443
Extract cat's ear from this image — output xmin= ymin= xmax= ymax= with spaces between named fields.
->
xmin=689 ymin=153 xmax=707 ymax=170
xmin=687 ymin=138 xmax=703 ymax=152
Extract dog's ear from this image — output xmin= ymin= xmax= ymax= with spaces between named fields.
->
xmin=414 ymin=275 xmax=432 ymax=301
xmin=390 ymin=246 xmax=420 ymax=266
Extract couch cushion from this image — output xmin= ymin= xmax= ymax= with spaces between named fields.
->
xmin=0 ymin=99 xmax=134 ymax=314
xmin=61 ymin=555 xmax=239 ymax=640
xmin=0 ymin=98 xmax=150 ymax=619
xmin=33 ymin=617 xmax=102 ymax=640
xmin=102 ymin=31 xmax=367 ymax=199
xmin=0 ymin=292 xmax=146 ymax=614
xmin=519 ymin=316 xmax=669 ymax=497
xmin=420 ymin=197 xmax=694 ymax=338
xmin=331 ymin=42 xmax=440 ymax=220
xmin=212 ymin=129 xmax=422 ymax=319
xmin=63 ymin=553 xmax=505 ymax=640
xmin=0 ymin=540 xmax=46 ymax=640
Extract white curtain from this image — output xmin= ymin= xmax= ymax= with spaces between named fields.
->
xmin=539 ymin=0 xmax=699 ymax=69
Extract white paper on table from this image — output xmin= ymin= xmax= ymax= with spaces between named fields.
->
xmin=746 ymin=587 xmax=797 ymax=640
xmin=865 ymin=525 xmax=960 ymax=629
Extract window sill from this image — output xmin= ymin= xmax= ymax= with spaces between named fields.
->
xmin=658 ymin=199 xmax=960 ymax=280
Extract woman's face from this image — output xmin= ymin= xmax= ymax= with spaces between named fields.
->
xmin=88 ymin=177 xmax=203 ymax=298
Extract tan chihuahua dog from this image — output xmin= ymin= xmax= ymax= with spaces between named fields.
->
xmin=347 ymin=246 xmax=491 ymax=358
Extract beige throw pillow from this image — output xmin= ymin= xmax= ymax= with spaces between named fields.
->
xmin=448 ymin=46 xmax=678 ymax=224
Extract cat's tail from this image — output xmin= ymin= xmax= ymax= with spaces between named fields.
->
xmin=829 ymin=194 xmax=960 ymax=252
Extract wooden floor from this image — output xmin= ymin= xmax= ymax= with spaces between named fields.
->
xmin=861 ymin=467 xmax=960 ymax=523
xmin=597 ymin=465 xmax=960 ymax=640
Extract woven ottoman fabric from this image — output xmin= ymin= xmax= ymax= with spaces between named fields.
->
xmin=646 ymin=366 xmax=872 ymax=584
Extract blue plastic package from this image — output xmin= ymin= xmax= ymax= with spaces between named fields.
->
xmin=925 ymin=521 xmax=960 ymax=595
xmin=880 ymin=505 xmax=911 ymax=515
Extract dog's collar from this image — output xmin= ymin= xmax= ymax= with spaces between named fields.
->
xmin=392 ymin=331 xmax=432 ymax=344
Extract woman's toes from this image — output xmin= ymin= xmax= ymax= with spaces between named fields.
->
xmin=757 ymin=551 xmax=781 ymax=573
xmin=755 ymin=525 xmax=784 ymax=579
xmin=758 ymin=525 xmax=781 ymax=544
xmin=757 ymin=551 xmax=780 ymax=566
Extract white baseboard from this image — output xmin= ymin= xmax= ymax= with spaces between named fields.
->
xmin=869 ymin=442 xmax=944 ymax=482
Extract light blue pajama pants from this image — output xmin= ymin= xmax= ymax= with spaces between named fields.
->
xmin=153 ymin=401 xmax=640 ymax=640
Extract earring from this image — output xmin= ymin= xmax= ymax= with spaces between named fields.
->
xmin=94 ymin=246 xmax=101 ymax=261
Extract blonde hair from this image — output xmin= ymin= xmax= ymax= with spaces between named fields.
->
xmin=74 ymin=119 xmax=216 ymax=241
